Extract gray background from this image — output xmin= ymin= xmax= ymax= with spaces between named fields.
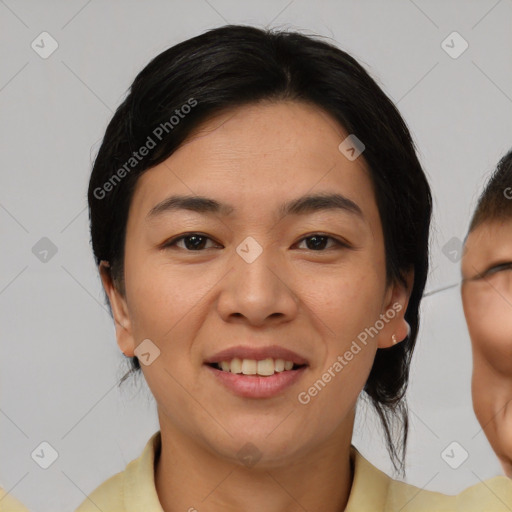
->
xmin=1 ymin=1 xmax=511 ymax=511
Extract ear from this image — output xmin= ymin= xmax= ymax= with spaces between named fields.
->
xmin=376 ymin=269 xmax=414 ymax=349
xmin=99 ymin=261 xmax=135 ymax=357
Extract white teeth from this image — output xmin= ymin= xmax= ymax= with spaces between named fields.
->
xmin=241 ymin=359 xmax=257 ymax=375
xmin=214 ymin=357 xmax=300 ymax=376
xmin=274 ymin=359 xmax=285 ymax=372
xmin=257 ymin=358 xmax=274 ymax=376
xmin=230 ymin=357 xmax=242 ymax=374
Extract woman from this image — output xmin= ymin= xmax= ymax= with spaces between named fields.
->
xmin=461 ymin=149 xmax=512 ymax=479
xmin=77 ymin=24 xmax=511 ymax=511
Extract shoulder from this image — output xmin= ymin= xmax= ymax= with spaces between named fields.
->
xmin=75 ymin=431 xmax=163 ymax=512
xmin=346 ymin=446 xmax=512 ymax=512
xmin=455 ymin=475 xmax=512 ymax=511
xmin=346 ymin=447 xmax=456 ymax=511
xmin=0 ymin=487 xmax=29 ymax=512
xmin=74 ymin=469 xmax=126 ymax=512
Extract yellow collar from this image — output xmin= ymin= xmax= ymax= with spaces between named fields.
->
xmin=115 ymin=431 xmax=512 ymax=512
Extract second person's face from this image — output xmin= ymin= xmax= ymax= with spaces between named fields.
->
xmin=462 ymin=219 xmax=512 ymax=477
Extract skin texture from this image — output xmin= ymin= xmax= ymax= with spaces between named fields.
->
xmin=462 ymin=219 xmax=512 ymax=478
xmin=100 ymin=101 xmax=412 ymax=512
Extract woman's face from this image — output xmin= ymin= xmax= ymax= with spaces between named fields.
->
xmin=104 ymin=101 xmax=409 ymax=466
xmin=461 ymin=219 xmax=512 ymax=477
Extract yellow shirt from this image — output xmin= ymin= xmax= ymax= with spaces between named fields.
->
xmin=0 ymin=488 xmax=29 ymax=512
xmin=75 ymin=432 xmax=512 ymax=511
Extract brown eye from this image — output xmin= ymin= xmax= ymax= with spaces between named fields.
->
xmin=163 ymin=233 xmax=221 ymax=251
xmin=296 ymin=234 xmax=349 ymax=251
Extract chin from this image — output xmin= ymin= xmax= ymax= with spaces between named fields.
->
xmin=212 ymin=429 xmax=309 ymax=469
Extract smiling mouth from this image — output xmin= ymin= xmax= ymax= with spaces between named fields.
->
xmin=206 ymin=358 xmax=307 ymax=377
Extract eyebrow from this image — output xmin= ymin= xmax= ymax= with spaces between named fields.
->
xmin=146 ymin=193 xmax=364 ymax=222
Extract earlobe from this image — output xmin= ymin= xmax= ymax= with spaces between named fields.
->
xmin=378 ymin=312 xmax=410 ymax=349
xmin=377 ymin=270 xmax=413 ymax=349
xmin=390 ymin=320 xmax=411 ymax=346
xmin=99 ymin=261 xmax=135 ymax=357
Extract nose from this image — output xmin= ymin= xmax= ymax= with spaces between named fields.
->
xmin=216 ymin=242 xmax=299 ymax=327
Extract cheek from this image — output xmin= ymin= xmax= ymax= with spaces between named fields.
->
xmin=318 ymin=268 xmax=385 ymax=340
xmin=465 ymin=291 xmax=512 ymax=374
xmin=125 ymin=257 xmax=211 ymax=340
xmin=126 ymin=261 xmax=217 ymax=432
xmin=473 ymin=388 xmax=512 ymax=466
xmin=303 ymin=268 xmax=383 ymax=385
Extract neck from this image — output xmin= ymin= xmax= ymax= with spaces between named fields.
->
xmin=154 ymin=410 xmax=355 ymax=512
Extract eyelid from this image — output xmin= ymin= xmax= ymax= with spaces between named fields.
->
xmin=295 ymin=233 xmax=352 ymax=249
xmin=161 ymin=232 xmax=222 ymax=250
xmin=477 ymin=261 xmax=512 ymax=279
xmin=484 ymin=261 xmax=512 ymax=275
xmin=161 ymin=232 xmax=352 ymax=251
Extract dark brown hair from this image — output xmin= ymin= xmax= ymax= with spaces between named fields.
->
xmin=88 ymin=24 xmax=432 ymax=475
xmin=468 ymin=148 xmax=512 ymax=234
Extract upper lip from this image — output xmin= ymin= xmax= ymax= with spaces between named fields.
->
xmin=204 ymin=345 xmax=309 ymax=366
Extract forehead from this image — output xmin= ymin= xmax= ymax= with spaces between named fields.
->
xmin=129 ymin=101 xmax=379 ymax=228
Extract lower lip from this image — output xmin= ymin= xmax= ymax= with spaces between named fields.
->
xmin=205 ymin=365 xmax=307 ymax=398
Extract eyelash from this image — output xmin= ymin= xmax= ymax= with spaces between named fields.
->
xmin=482 ymin=261 xmax=512 ymax=277
xmin=161 ymin=232 xmax=350 ymax=252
